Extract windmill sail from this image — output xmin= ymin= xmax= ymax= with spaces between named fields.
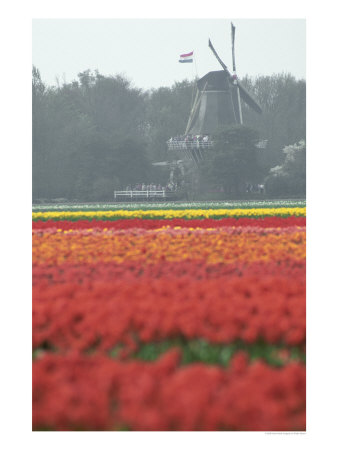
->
xmin=231 ymin=22 xmax=236 ymax=72
xmin=208 ymin=39 xmax=232 ymax=77
xmin=237 ymin=81 xmax=262 ymax=114
xmin=230 ymin=22 xmax=243 ymax=124
xmin=208 ymin=35 xmax=262 ymax=116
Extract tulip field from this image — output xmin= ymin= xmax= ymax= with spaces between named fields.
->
xmin=32 ymin=200 xmax=306 ymax=431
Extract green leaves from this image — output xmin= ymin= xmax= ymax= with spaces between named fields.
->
xmin=129 ymin=338 xmax=305 ymax=368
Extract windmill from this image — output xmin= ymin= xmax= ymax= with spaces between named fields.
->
xmin=167 ymin=22 xmax=265 ymax=163
xmin=187 ymin=23 xmax=262 ymax=135
xmin=164 ymin=22 xmax=266 ymax=199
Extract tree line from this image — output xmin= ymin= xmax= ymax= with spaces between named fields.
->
xmin=32 ymin=67 xmax=305 ymax=201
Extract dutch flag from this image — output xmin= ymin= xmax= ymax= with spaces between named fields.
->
xmin=179 ymin=51 xmax=193 ymax=63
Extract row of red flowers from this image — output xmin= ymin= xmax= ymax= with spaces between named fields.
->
xmin=32 ymin=216 xmax=306 ymax=230
xmin=33 ymin=268 xmax=305 ymax=351
xmin=33 ymin=260 xmax=305 ymax=286
xmin=33 ymin=350 xmax=305 ymax=431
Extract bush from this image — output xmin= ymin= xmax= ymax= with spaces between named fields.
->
xmin=265 ymin=140 xmax=305 ymax=197
xmin=91 ymin=176 xmax=120 ymax=201
xmin=206 ymin=125 xmax=260 ymax=195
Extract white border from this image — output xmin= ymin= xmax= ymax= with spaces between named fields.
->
xmin=2 ymin=1 xmax=337 ymax=449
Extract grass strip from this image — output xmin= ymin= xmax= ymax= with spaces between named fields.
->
xmin=32 ymin=200 xmax=306 ymax=212
xmin=33 ymin=338 xmax=305 ymax=367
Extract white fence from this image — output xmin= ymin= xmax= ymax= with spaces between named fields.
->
xmin=114 ymin=190 xmax=176 ymax=200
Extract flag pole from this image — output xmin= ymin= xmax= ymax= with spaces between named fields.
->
xmin=191 ymin=50 xmax=199 ymax=117
xmin=179 ymin=50 xmax=197 ymax=132
xmin=194 ymin=50 xmax=198 ymax=79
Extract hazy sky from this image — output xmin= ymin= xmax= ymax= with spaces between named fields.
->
xmin=32 ymin=19 xmax=305 ymax=90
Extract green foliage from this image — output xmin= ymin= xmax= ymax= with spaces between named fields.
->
xmin=112 ymin=137 xmax=152 ymax=187
xmin=203 ymin=125 xmax=260 ymax=194
xmin=34 ymin=337 xmax=306 ymax=367
xmin=121 ymin=338 xmax=305 ymax=367
xmin=241 ymin=73 xmax=306 ymax=171
xmin=74 ymin=70 xmax=147 ymax=139
xmin=265 ymin=140 xmax=306 ymax=196
xmin=145 ymin=79 xmax=195 ymax=161
xmin=91 ymin=177 xmax=120 ymax=201
xmin=32 ymin=67 xmax=305 ymax=202
xmin=32 ymin=68 xmax=152 ymax=202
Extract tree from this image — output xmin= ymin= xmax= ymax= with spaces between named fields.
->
xmin=32 ymin=68 xmax=152 ymax=201
xmin=204 ymin=125 xmax=261 ymax=195
xmin=32 ymin=66 xmax=48 ymax=200
xmin=92 ymin=176 xmax=120 ymax=201
xmin=202 ymin=125 xmax=260 ymax=194
xmin=111 ymin=137 xmax=152 ymax=188
xmin=241 ymin=73 xmax=306 ymax=171
xmin=145 ymin=79 xmax=195 ymax=161
xmin=63 ymin=70 xmax=147 ymax=140
xmin=265 ymin=140 xmax=306 ymax=196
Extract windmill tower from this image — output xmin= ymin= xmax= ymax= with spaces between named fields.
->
xmin=167 ymin=23 xmax=264 ymax=164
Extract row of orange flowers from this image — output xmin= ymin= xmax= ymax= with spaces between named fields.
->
xmin=33 ymin=226 xmax=305 ymax=266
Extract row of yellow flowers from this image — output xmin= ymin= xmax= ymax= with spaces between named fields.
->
xmin=32 ymin=207 xmax=306 ymax=221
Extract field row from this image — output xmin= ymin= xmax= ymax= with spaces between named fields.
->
xmin=32 ymin=216 xmax=306 ymax=230
xmin=33 ymin=265 xmax=305 ymax=351
xmin=33 ymin=352 xmax=305 ymax=431
xmin=33 ymin=227 xmax=305 ymax=266
xmin=32 ymin=207 xmax=306 ymax=221
xmin=32 ymin=199 xmax=306 ymax=212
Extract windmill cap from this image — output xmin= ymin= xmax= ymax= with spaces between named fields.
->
xmin=197 ymin=71 xmax=232 ymax=91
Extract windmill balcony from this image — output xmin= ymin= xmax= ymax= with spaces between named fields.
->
xmin=167 ymin=139 xmax=214 ymax=151
xmin=167 ymin=138 xmax=267 ymax=152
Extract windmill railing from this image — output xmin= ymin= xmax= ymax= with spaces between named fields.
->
xmin=167 ymin=140 xmax=214 ymax=151
xmin=167 ymin=139 xmax=267 ymax=151
xmin=166 ymin=138 xmax=267 ymax=166
xmin=255 ymin=139 xmax=268 ymax=149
